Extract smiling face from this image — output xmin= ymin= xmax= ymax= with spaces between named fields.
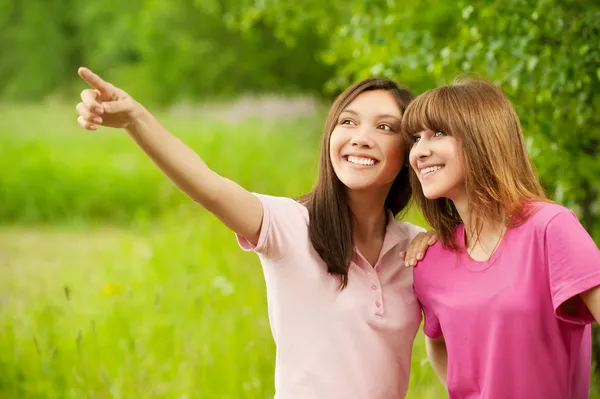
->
xmin=401 ymin=78 xmax=549 ymax=251
xmin=409 ymin=129 xmax=466 ymax=201
xmin=329 ymin=90 xmax=405 ymax=194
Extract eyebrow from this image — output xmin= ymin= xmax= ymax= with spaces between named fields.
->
xmin=342 ymin=109 xmax=401 ymax=122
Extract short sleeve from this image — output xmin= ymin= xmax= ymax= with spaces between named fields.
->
xmin=236 ymin=194 xmax=308 ymax=261
xmin=547 ymin=210 xmax=600 ymax=324
xmin=413 ymin=263 xmax=443 ymax=339
xmin=420 ymin=299 xmax=443 ymax=339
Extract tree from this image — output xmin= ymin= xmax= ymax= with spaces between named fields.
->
xmin=237 ymin=0 xmax=600 ymax=244
xmin=0 ymin=0 xmax=332 ymax=103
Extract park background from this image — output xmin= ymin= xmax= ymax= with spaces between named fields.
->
xmin=1 ymin=0 xmax=599 ymax=397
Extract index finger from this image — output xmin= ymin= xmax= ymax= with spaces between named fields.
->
xmin=406 ymin=232 xmax=425 ymax=256
xmin=78 ymin=67 xmax=112 ymax=93
xmin=414 ymin=235 xmax=431 ymax=259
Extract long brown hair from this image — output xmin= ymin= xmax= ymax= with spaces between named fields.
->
xmin=301 ymin=78 xmax=414 ymax=289
xmin=401 ymin=77 xmax=548 ymax=249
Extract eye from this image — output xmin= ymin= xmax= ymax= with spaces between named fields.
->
xmin=340 ymin=119 xmax=356 ymax=126
xmin=434 ymin=130 xmax=446 ymax=137
xmin=412 ymin=135 xmax=421 ymax=143
xmin=378 ymin=123 xmax=393 ymax=131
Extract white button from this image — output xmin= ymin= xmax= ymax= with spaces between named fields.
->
xmin=375 ymin=301 xmax=381 ymax=308
xmin=371 ymin=284 xmax=377 ymax=290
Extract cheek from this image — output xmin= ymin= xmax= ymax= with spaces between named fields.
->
xmin=455 ymin=160 xmax=466 ymax=181
xmin=328 ymin=135 xmax=340 ymax=162
xmin=329 ymin=129 xmax=343 ymax=156
xmin=408 ymin=146 xmax=419 ymax=171
xmin=382 ymin=138 xmax=404 ymax=165
xmin=448 ymin=140 xmax=466 ymax=179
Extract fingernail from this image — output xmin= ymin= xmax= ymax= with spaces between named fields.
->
xmin=417 ymin=252 xmax=423 ymax=260
xmin=93 ymin=117 xmax=102 ymax=124
xmin=95 ymin=107 xmax=104 ymax=115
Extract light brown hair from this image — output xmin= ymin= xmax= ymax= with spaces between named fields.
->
xmin=301 ymin=78 xmax=414 ymax=288
xmin=401 ymin=77 xmax=549 ymax=249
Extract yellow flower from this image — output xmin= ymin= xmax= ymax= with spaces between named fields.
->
xmin=101 ymin=283 xmax=121 ymax=296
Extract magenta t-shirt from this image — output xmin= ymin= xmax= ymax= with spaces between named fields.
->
xmin=414 ymin=202 xmax=600 ymax=398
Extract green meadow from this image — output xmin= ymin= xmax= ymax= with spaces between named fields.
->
xmin=0 ymin=104 xmax=450 ymax=398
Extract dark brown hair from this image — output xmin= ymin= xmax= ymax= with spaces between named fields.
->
xmin=401 ymin=77 xmax=548 ymax=249
xmin=301 ymin=78 xmax=414 ymax=288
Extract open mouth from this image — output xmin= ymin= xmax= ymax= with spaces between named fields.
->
xmin=344 ymin=155 xmax=379 ymax=167
xmin=420 ymin=165 xmax=444 ymax=178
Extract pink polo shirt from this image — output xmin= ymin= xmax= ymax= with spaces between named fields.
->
xmin=236 ymin=194 xmax=424 ymax=399
xmin=414 ymin=202 xmax=600 ymax=398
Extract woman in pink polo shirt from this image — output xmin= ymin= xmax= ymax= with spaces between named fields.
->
xmin=403 ymin=77 xmax=600 ymax=398
xmin=74 ymin=67 xmax=434 ymax=398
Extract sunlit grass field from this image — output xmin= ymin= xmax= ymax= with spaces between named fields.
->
xmin=1 ymin=103 xmax=595 ymax=398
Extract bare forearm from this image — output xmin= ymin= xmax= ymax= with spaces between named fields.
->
xmin=426 ymin=337 xmax=448 ymax=385
xmin=123 ymin=107 xmax=262 ymax=243
xmin=125 ymin=108 xmax=219 ymax=205
xmin=76 ymin=67 xmax=263 ymax=243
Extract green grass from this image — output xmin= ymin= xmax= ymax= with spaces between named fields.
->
xmin=0 ymin=103 xmax=443 ymax=398
xmin=3 ymin=103 xmax=597 ymax=398
xmin=0 ymin=103 xmax=324 ymax=225
xmin=0 ymin=220 xmax=443 ymax=398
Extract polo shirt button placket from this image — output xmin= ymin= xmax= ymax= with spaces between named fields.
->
xmin=372 ymin=266 xmax=384 ymax=317
xmin=374 ymin=299 xmax=383 ymax=317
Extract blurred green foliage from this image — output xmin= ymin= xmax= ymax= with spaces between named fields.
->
xmin=236 ymin=0 xmax=600 ymax=242
xmin=0 ymin=0 xmax=331 ymax=103
xmin=1 ymin=1 xmax=599 ymax=396
xmin=3 ymin=0 xmax=596 ymax=241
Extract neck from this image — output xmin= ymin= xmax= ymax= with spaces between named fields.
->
xmin=347 ymin=189 xmax=389 ymax=243
xmin=453 ymin=193 xmax=471 ymax=231
xmin=452 ymin=192 xmax=504 ymax=250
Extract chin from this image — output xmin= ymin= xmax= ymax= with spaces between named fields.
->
xmin=342 ymin=182 xmax=374 ymax=191
xmin=421 ymin=188 xmax=447 ymax=200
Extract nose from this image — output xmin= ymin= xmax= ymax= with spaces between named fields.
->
xmin=410 ymin=138 xmax=432 ymax=161
xmin=350 ymin=128 xmax=375 ymax=148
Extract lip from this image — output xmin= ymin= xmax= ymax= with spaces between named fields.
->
xmin=343 ymin=154 xmax=380 ymax=167
xmin=418 ymin=163 xmax=444 ymax=179
xmin=417 ymin=163 xmax=444 ymax=170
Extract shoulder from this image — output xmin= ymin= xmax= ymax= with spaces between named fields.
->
xmin=252 ymin=194 xmax=310 ymax=235
xmin=254 ymin=193 xmax=309 ymax=218
xmin=522 ymin=201 xmax=576 ymax=231
xmin=412 ymin=240 xmax=455 ymax=294
xmin=413 ymin=225 xmax=462 ymax=276
xmin=391 ymin=220 xmax=427 ymax=241
xmin=415 ymin=241 xmax=453 ymax=267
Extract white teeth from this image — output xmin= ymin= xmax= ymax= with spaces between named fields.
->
xmin=421 ymin=166 xmax=443 ymax=175
xmin=347 ymin=156 xmax=376 ymax=166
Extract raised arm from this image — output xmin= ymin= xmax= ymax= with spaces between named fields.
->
xmin=75 ymin=67 xmax=263 ymax=245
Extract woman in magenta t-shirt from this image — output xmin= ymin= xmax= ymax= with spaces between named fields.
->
xmin=402 ymin=77 xmax=600 ymax=398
